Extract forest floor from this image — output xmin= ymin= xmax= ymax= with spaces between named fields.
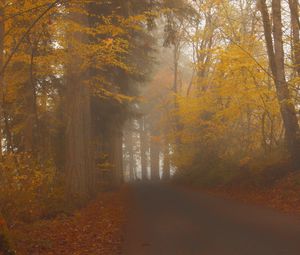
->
xmin=203 ymin=171 xmax=300 ymax=216
xmin=8 ymin=188 xmax=128 ymax=255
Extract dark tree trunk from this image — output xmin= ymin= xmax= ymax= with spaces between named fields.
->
xmin=124 ymin=121 xmax=135 ymax=182
xmin=139 ymin=117 xmax=148 ymax=181
xmin=65 ymin=5 xmax=94 ymax=198
xmin=162 ymin=138 xmax=170 ymax=180
xmin=65 ymin=71 xmax=93 ymax=198
xmin=110 ymin=126 xmax=124 ymax=185
xmin=0 ymin=6 xmax=14 ymax=254
xmin=173 ymin=43 xmax=182 ymax=145
xmin=288 ymin=0 xmax=300 ymax=76
xmin=150 ymin=132 xmax=160 ymax=181
xmin=0 ymin=5 xmax=3 ymax=157
xmin=259 ymin=0 xmax=300 ymax=167
xmin=23 ymin=45 xmax=38 ymax=154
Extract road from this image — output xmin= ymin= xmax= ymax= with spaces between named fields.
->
xmin=122 ymin=183 xmax=300 ymax=255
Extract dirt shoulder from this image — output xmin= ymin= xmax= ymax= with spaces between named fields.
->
xmin=191 ymin=172 xmax=300 ymax=216
xmin=9 ymin=188 xmax=129 ymax=255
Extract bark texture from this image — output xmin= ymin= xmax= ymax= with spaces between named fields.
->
xmin=259 ymin=0 xmax=300 ymax=166
xmin=65 ymin=5 xmax=94 ymax=198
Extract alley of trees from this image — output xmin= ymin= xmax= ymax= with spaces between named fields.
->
xmin=2 ymin=0 xmax=300 ymax=254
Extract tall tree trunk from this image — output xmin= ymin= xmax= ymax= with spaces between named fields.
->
xmin=0 ymin=2 xmax=12 ymax=153
xmin=111 ymin=125 xmax=124 ymax=185
xmin=102 ymin=121 xmax=124 ymax=186
xmin=124 ymin=121 xmax=135 ymax=182
xmin=139 ymin=117 xmax=148 ymax=181
xmin=65 ymin=73 xmax=93 ymax=198
xmin=162 ymin=137 xmax=170 ymax=180
xmin=173 ymin=43 xmax=182 ymax=145
xmin=288 ymin=0 xmax=300 ymax=76
xmin=0 ymin=2 xmax=4 ymax=157
xmin=259 ymin=0 xmax=300 ymax=166
xmin=150 ymin=132 xmax=160 ymax=181
xmin=65 ymin=4 xmax=94 ymax=198
xmin=24 ymin=45 xmax=38 ymax=154
xmin=0 ymin=4 xmax=14 ymax=254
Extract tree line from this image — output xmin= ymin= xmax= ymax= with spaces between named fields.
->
xmin=124 ymin=0 xmax=300 ymax=186
xmin=2 ymin=0 xmax=300 ymax=253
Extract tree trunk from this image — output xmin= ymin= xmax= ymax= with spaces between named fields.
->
xmin=111 ymin=126 xmax=124 ymax=186
xmin=0 ymin=3 xmax=4 ymax=157
xmin=139 ymin=117 xmax=148 ymax=181
xmin=150 ymin=133 xmax=160 ymax=181
xmin=65 ymin=4 xmax=94 ymax=198
xmin=173 ymin=43 xmax=182 ymax=145
xmin=259 ymin=0 xmax=300 ymax=166
xmin=288 ymin=0 xmax=300 ymax=76
xmin=162 ymin=137 xmax=170 ymax=180
xmin=124 ymin=121 xmax=135 ymax=182
xmin=0 ymin=7 xmax=14 ymax=254
xmin=23 ymin=45 xmax=38 ymax=154
xmin=0 ymin=2 xmax=12 ymax=153
xmin=65 ymin=73 xmax=93 ymax=198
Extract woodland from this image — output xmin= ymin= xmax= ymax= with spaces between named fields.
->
xmin=1 ymin=0 xmax=300 ymax=254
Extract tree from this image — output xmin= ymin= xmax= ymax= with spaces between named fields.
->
xmin=288 ymin=0 xmax=300 ymax=76
xmin=64 ymin=2 xmax=94 ymax=198
xmin=139 ymin=117 xmax=149 ymax=181
xmin=150 ymin=132 xmax=160 ymax=180
xmin=162 ymin=136 xmax=171 ymax=180
xmin=258 ymin=0 xmax=300 ymax=167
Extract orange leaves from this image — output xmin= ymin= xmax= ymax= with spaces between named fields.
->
xmin=0 ymin=218 xmax=5 ymax=227
xmin=12 ymin=189 xmax=128 ymax=254
xmin=0 ymin=153 xmax=56 ymax=223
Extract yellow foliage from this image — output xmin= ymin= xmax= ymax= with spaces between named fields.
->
xmin=0 ymin=153 xmax=55 ymax=223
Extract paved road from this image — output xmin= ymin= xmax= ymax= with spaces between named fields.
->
xmin=123 ymin=183 xmax=300 ymax=255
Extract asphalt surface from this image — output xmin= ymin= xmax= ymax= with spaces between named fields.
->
xmin=122 ymin=183 xmax=300 ymax=255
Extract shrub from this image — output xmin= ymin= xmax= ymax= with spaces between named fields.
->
xmin=0 ymin=153 xmax=56 ymax=223
xmin=173 ymin=148 xmax=292 ymax=190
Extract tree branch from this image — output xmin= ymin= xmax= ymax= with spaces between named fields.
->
xmin=0 ymin=0 xmax=65 ymax=77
